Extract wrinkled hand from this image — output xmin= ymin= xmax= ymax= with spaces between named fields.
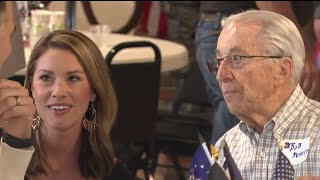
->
xmin=0 ymin=79 xmax=35 ymax=139
xmin=299 ymin=49 xmax=320 ymax=101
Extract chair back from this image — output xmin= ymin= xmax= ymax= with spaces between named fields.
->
xmin=172 ymin=60 xmax=211 ymax=113
xmin=106 ymin=41 xmax=161 ymax=144
xmin=42 ymin=1 xmax=143 ymax=33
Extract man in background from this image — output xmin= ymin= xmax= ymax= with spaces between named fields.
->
xmin=195 ymin=1 xmax=257 ymax=144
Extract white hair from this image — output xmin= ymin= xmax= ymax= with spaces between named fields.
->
xmin=222 ymin=10 xmax=305 ymax=84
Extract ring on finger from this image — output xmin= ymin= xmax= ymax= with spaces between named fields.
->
xmin=14 ymin=96 xmax=21 ymax=106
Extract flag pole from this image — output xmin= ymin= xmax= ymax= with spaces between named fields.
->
xmin=197 ymin=132 xmax=214 ymax=166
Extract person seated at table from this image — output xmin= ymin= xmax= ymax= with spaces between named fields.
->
xmin=23 ymin=30 xmax=131 ymax=180
xmin=211 ymin=10 xmax=320 ymax=178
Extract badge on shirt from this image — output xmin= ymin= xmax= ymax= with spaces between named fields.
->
xmin=282 ymin=137 xmax=310 ymax=165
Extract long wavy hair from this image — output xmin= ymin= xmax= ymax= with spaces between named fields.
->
xmin=24 ymin=30 xmax=118 ymax=178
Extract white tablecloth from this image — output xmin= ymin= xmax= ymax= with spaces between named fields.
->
xmin=15 ymin=32 xmax=189 ymax=76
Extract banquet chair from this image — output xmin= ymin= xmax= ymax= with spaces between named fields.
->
xmin=155 ymin=60 xmax=213 ymax=180
xmin=106 ymin=41 xmax=161 ymax=180
xmin=41 ymin=1 xmax=143 ymax=33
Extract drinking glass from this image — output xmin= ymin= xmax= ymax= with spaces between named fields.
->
xmin=89 ymin=24 xmax=111 ymax=48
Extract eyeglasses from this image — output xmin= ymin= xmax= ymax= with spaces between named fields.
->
xmin=207 ymin=55 xmax=287 ymax=73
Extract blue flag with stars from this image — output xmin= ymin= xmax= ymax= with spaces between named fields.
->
xmin=272 ymin=150 xmax=295 ymax=180
xmin=188 ymin=143 xmax=212 ymax=180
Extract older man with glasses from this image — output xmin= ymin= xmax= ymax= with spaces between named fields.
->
xmin=212 ymin=10 xmax=320 ymax=179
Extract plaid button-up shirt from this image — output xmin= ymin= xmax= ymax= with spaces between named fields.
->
xmin=215 ymin=85 xmax=320 ymax=179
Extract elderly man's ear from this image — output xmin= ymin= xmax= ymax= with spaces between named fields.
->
xmin=275 ymin=57 xmax=293 ymax=85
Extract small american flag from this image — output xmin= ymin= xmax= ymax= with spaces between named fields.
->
xmin=272 ymin=150 xmax=295 ymax=180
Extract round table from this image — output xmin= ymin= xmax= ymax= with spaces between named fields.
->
xmin=14 ymin=32 xmax=189 ymax=75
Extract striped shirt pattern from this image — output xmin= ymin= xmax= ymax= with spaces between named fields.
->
xmin=215 ymin=85 xmax=320 ymax=179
